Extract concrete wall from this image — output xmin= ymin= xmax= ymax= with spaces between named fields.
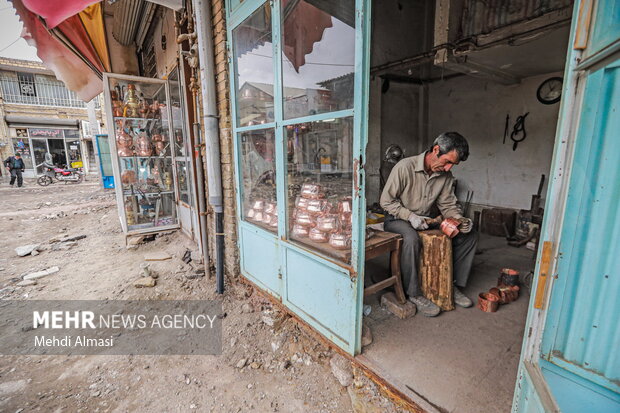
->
xmin=428 ymin=73 xmax=561 ymax=210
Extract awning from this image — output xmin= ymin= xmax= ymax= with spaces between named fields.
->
xmin=5 ymin=115 xmax=80 ymax=129
xmin=11 ymin=0 xmax=110 ymax=101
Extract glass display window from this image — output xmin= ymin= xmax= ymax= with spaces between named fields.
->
xmin=286 ymin=117 xmax=353 ymax=262
xmin=240 ymin=128 xmax=277 ymax=232
xmin=12 ymin=138 xmax=33 ymax=169
xmin=232 ymin=3 xmax=275 ymax=127
xmin=104 ymin=73 xmax=179 ymax=234
xmin=281 ymin=0 xmax=355 ymax=120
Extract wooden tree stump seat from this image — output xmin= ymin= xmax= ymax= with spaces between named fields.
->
xmin=418 ymin=229 xmax=454 ymax=311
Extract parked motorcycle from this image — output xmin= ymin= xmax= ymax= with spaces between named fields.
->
xmin=37 ymin=163 xmax=83 ymax=186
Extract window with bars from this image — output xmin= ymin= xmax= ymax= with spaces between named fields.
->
xmin=0 ymin=70 xmax=94 ymax=108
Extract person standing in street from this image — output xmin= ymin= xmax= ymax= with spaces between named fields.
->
xmin=4 ymin=152 xmax=25 ymax=187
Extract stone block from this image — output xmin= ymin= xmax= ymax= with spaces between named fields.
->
xmin=381 ymin=292 xmax=416 ymax=319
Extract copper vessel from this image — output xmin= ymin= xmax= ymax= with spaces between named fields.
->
xmin=337 ymin=197 xmax=353 ymax=214
xmin=499 ymin=268 xmax=520 ymax=286
xmin=477 ymin=292 xmax=499 ymax=313
xmin=121 ymin=170 xmax=137 ymax=186
xmin=295 ymin=196 xmax=310 ymax=211
xmin=264 ymin=202 xmax=277 ymax=215
xmin=292 ymin=224 xmax=310 ymax=238
xmin=300 ymin=183 xmax=324 ymax=199
xmin=123 ymin=84 xmax=141 ymax=118
xmin=316 ymin=214 xmax=338 ymax=232
xmin=329 ymin=232 xmax=351 ymax=250
xmin=269 ymin=214 xmax=278 ymax=228
xmin=111 ymin=90 xmax=124 ymax=117
xmin=440 ymin=218 xmax=460 ymax=238
xmin=136 ymin=132 xmax=153 ymax=156
xmin=339 ymin=213 xmax=352 ymax=230
xmin=308 ymin=227 xmax=328 ymax=243
xmin=262 ymin=213 xmax=273 ymax=225
xmin=139 ymin=99 xmax=150 ymax=118
xmin=116 ymin=129 xmax=133 ymax=157
xmin=307 ymin=199 xmax=331 ymax=215
xmin=125 ymin=202 xmax=135 ymax=225
xmin=152 ymin=134 xmax=166 ymax=155
xmin=295 ymin=210 xmax=315 ymax=227
xmin=149 ymin=100 xmax=164 ymax=119
xmin=247 ymin=208 xmax=256 ymax=220
xmin=164 ymin=171 xmax=172 ymax=190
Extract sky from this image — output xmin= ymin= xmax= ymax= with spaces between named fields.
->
xmin=0 ymin=0 xmax=40 ymax=61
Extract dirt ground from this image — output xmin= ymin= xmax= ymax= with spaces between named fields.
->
xmin=0 ymin=179 xmax=405 ymax=413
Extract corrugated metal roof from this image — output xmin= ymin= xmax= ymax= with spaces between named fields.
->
xmin=460 ymin=0 xmax=574 ymax=38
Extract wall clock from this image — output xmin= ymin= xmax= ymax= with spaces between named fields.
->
xmin=537 ymin=77 xmax=563 ymax=104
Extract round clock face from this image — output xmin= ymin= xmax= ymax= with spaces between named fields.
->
xmin=537 ymin=77 xmax=563 ymax=104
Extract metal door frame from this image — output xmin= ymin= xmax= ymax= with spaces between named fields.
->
xmin=226 ymin=0 xmax=371 ymax=354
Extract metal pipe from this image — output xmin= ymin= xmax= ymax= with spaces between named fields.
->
xmin=193 ymin=121 xmax=210 ymax=276
xmin=193 ymin=0 xmax=224 ymax=294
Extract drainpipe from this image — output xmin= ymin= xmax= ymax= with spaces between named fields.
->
xmin=193 ymin=0 xmax=225 ymax=294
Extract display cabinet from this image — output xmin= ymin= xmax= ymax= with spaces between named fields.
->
xmin=103 ymin=73 xmax=180 ymax=235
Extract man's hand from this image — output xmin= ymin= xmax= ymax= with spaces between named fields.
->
xmin=408 ymin=212 xmax=429 ymax=230
xmin=459 ymin=218 xmax=473 ymax=233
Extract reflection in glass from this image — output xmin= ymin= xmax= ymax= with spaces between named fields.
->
xmin=233 ymin=4 xmax=274 ymax=127
xmin=30 ymin=139 xmax=46 ymax=173
xmin=240 ymin=129 xmax=277 ymax=232
xmin=281 ymin=0 xmax=355 ymax=119
xmin=169 ymin=68 xmax=193 ymax=205
xmin=286 ymin=117 xmax=353 ymax=262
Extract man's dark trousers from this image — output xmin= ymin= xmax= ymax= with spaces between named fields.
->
xmin=10 ymin=169 xmax=23 ymax=187
xmin=384 ymin=216 xmax=478 ymax=298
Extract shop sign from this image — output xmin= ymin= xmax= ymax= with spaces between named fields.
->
xmin=29 ymin=128 xmax=63 ymax=138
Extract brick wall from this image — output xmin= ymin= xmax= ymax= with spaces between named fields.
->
xmin=209 ymin=0 xmax=240 ymax=278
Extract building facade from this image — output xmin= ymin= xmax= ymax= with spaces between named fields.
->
xmin=0 ymin=57 xmax=104 ymax=178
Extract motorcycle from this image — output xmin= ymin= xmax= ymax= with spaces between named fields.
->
xmin=37 ymin=163 xmax=84 ymax=186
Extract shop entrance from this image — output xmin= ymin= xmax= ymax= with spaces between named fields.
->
xmin=48 ymin=138 xmax=67 ymax=168
xmin=359 ymin=1 xmax=573 ymax=411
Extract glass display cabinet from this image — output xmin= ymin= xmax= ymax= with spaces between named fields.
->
xmin=103 ymin=73 xmax=180 ymax=235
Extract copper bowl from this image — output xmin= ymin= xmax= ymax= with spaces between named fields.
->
xmin=307 ymin=199 xmax=331 ymax=215
xmin=316 ymin=214 xmax=338 ymax=232
xmin=295 ymin=197 xmax=310 ymax=211
xmin=253 ymin=211 xmax=264 ymax=222
xmin=264 ymin=202 xmax=277 ymax=215
xmin=246 ymin=208 xmax=256 ymax=220
xmin=329 ymin=232 xmax=351 ymax=250
xmin=269 ymin=215 xmax=278 ymax=227
xmin=440 ymin=218 xmax=460 ymax=238
xmin=251 ymin=200 xmax=265 ymax=211
xmin=309 ymin=227 xmax=329 ymax=243
xmin=295 ymin=211 xmax=315 ymax=227
xmin=300 ymin=183 xmax=324 ymax=199
xmin=477 ymin=292 xmax=499 ymax=312
xmin=339 ymin=213 xmax=352 ymax=230
xmin=499 ymin=268 xmax=520 ymax=286
xmin=261 ymin=213 xmax=273 ymax=224
xmin=292 ymin=224 xmax=310 ymax=238
xmin=337 ymin=197 xmax=353 ymax=214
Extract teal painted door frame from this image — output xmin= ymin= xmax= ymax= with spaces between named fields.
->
xmin=225 ymin=0 xmax=371 ymax=355
xmin=513 ymin=1 xmax=620 ymax=411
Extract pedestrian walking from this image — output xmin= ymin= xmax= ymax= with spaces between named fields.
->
xmin=4 ymin=152 xmax=26 ymax=187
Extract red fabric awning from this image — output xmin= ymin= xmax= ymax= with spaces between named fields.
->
xmin=22 ymin=0 xmax=100 ymax=29
xmin=12 ymin=0 xmax=103 ymax=101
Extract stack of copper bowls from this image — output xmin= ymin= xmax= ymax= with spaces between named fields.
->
xmin=247 ymin=199 xmax=278 ymax=227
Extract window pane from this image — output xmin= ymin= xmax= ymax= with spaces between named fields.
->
xmin=233 ymin=4 xmax=275 ymax=127
xmin=240 ymin=128 xmax=277 ymax=232
xmin=286 ymin=117 xmax=353 ymax=263
xmin=281 ymin=0 xmax=355 ymax=120
xmin=12 ymin=138 xmax=33 ymax=170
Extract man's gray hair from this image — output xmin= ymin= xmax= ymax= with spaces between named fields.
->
xmin=430 ymin=132 xmax=469 ymax=161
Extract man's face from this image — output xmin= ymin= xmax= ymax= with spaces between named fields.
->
xmin=428 ymin=146 xmax=460 ymax=172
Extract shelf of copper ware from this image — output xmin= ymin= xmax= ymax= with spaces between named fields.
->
xmin=290 ymin=230 xmax=395 ymax=263
xmin=113 ymin=117 xmax=164 ymax=122
xmin=123 ymin=190 xmax=174 ymax=196
xmin=118 ymin=155 xmax=172 ymax=159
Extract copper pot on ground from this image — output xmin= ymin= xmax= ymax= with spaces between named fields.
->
xmin=440 ymin=218 xmax=460 ymax=238
xmin=499 ymin=268 xmax=520 ymax=286
xmin=477 ymin=292 xmax=499 ymax=312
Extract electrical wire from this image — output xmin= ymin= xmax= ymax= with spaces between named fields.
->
xmin=0 ymin=37 xmax=21 ymax=53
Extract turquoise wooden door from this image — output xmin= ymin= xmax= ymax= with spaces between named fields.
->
xmin=513 ymin=1 xmax=620 ymax=411
xmin=227 ymin=0 xmax=371 ymax=354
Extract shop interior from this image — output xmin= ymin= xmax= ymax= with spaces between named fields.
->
xmin=360 ymin=1 xmax=573 ymax=412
